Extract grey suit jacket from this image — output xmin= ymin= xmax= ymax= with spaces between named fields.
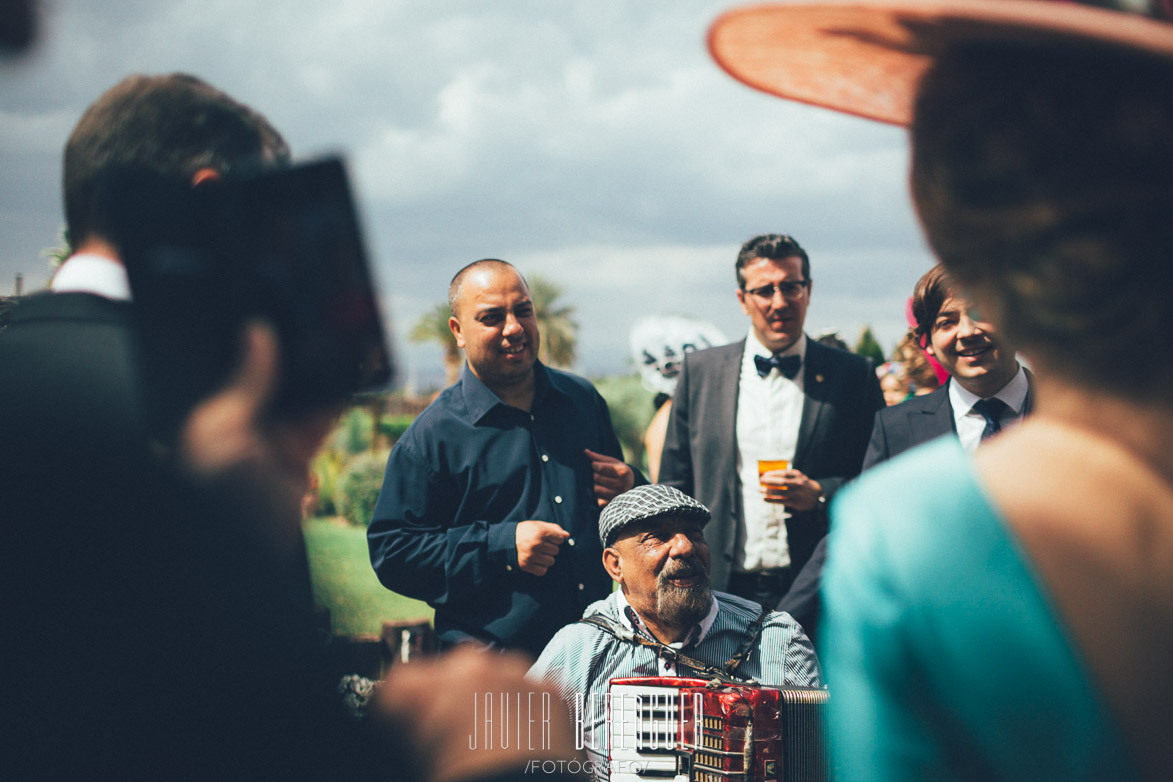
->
xmin=658 ymin=337 xmax=884 ymax=590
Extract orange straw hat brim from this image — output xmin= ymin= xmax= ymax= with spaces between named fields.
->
xmin=707 ymin=0 xmax=1173 ymax=126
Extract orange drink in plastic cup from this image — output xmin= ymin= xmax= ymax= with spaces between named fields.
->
xmin=758 ymin=458 xmax=790 ymax=498
xmin=757 ymin=458 xmax=790 ymax=481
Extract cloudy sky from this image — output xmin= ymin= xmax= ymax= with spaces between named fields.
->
xmin=1 ymin=0 xmax=936 ymax=388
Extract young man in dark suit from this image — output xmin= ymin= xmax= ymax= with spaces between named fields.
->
xmin=863 ymin=263 xmax=1031 ymax=469
xmin=780 ymin=264 xmax=1031 ymax=643
xmin=659 ymin=234 xmax=884 ymax=609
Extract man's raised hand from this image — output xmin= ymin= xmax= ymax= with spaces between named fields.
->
xmin=515 ymin=520 xmax=570 ymax=576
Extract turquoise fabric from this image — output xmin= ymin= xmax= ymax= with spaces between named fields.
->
xmin=822 ymin=438 xmax=1137 ymax=782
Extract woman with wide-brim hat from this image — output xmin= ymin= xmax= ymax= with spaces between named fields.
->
xmin=709 ymin=2 xmax=1173 ymax=780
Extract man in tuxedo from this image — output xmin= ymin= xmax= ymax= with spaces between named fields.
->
xmin=863 ymin=263 xmax=1031 ymax=469
xmin=780 ymin=264 xmax=1030 ymax=644
xmin=659 ymin=234 xmax=884 ymax=609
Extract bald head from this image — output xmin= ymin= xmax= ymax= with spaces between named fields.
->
xmin=449 ymin=259 xmax=525 ymax=319
xmin=446 ymin=259 xmax=540 ymax=399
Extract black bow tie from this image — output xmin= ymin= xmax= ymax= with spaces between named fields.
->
xmin=754 ymin=353 xmax=802 ymax=379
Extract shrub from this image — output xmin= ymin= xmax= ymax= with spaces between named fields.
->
xmin=592 ymin=373 xmax=656 ymax=466
xmin=337 ymin=450 xmax=390 ymax=527
xmin=329 ymin=407 xmax=374 ymax=456
xmin=379 ymin=414 xmax=416 ymax=445
xmin=310 ymin=449 xmax=347 ymax=518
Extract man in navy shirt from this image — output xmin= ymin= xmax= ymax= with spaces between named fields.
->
xmin=368 ymin=259 xmax=642 ymax=656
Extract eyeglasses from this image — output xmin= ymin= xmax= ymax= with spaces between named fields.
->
xmin=743 ymin=280 xmax=810 ymax=302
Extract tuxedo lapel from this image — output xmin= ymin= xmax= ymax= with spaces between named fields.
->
xmin=714 ymin=341 xmax=744 ymax=460
xmin=795 ymin=340 xmax=831 ymax=467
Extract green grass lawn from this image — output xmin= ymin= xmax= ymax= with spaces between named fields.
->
xmin=303 ymin=517 xmax=432 ymax=636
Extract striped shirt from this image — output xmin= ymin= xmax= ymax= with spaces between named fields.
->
xmin=527 ymin=589 xmax=822 ymax=765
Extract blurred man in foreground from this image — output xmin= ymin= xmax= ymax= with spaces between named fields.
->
xmin=0 ymin=74 xmax=580 ymax=781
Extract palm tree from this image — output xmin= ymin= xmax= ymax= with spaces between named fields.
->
xmin=42 ymin=228 xmax=72 ymax=271
xmin=528 ymin=273 xmax=577 ymax=369
xmin=409 ymin=304 xmax=462 ymax=386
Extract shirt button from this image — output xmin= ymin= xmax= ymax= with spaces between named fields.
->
xmin=578 ymin=583 xmax=585 ymax=591
xmin=541 ymin=454 xmax=549 ymax=462
xmin=506 ymin=565 xmax=512 ymax=572
xmin=567 ymin=538 xmax=575 ymax=547
xmin=554 ymin=496 xmax=563 ymax=504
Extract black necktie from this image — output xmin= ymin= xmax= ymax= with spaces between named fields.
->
xmin=754 ymin=353 xmax=802 ymax=379
xmin=972 ymin=397 xmax=1009 ymax=440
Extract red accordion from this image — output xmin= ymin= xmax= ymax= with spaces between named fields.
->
xmin=606 ymin=676 xmax=828 ymax=782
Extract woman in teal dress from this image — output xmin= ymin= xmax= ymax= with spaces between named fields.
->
xmin=708 ymin=1 xmax=1173 ymax=780
xmin=827 ymin=437 xmax=1139 ymax=781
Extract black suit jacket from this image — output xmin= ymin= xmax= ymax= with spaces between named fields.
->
xmin=0 ymin=290 xmax=146 ymax=447
xmin=0 ymin=291 xmax=356 ymax=777
xmin=658 ymin=337 xmax=884 ymax=589
xmin=861 ymin=382 xmax=955 ymax=470
xmin=862 ymin=372 xmax=1034 ymax=471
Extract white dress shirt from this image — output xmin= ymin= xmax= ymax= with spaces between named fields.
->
xmin=734 ymin=329 xmax=806 ymax=572
xmin=949 ymin=365 xmax=1030 ymax=454
xmin=50 ymin=253 xmax=131 ymax=301
xmin=613 ymin=589 xmax=721 ymax=676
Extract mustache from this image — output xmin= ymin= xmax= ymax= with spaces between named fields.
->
xmin=658 ymin=556 xmax=708 ymax=585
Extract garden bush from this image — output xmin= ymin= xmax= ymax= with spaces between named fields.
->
xmin=379 ymin=414 xmax=416 ymax=445
xmin=337 ymin=450 xmax=390 ymax=527
xmin=330 ymin=407 xmax=374 ymax=455
xmin=310 ymin=449 xmax=347 ymax=517
xmin=592 ymin=373 xmax=656 ymax=466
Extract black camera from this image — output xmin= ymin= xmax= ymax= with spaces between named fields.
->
xmin=121 ymin=156 xmax=393 ymax=440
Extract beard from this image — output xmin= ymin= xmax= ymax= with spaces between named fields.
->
xmin=655 ymin=555 xmax=713 ymax=629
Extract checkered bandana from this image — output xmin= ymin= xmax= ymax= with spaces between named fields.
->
xmin=599 ymin=484 xmax=711 ymax=547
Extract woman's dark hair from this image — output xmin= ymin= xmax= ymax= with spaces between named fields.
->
xmin=911 ymin=41 xmax=1173 ymax=402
